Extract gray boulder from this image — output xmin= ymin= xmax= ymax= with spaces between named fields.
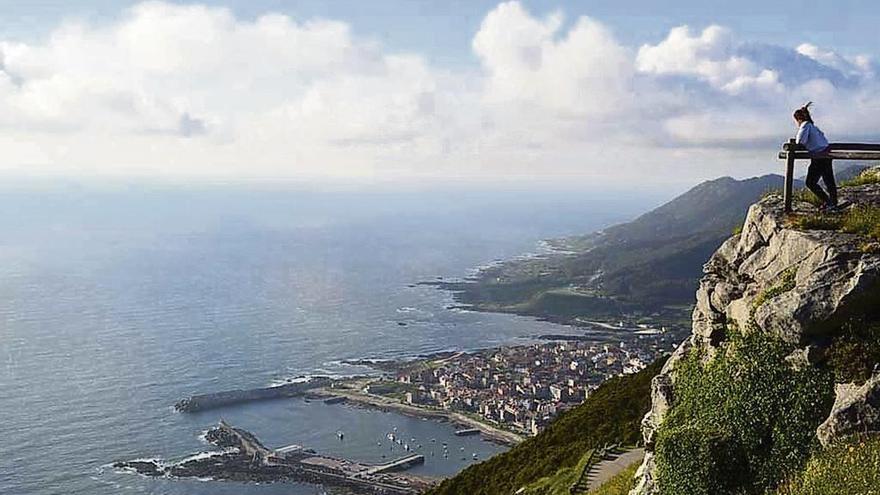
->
xmin=817 ymin=374 xmax=880 ymax=447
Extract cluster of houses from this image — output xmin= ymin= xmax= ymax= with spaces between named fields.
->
xmin=391 ymin=336 xmax=676 ymax=436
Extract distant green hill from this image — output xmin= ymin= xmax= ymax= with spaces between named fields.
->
xmin=436 ymin=174 xmax=789 ymax=324
xmin=426 ymin=358 xmax=665 ymax=495
xmin=437 ymin=166 xmax=865 ymax=325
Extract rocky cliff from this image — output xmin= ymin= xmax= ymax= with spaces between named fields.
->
xmin=630 ymin=168 xmax=880 ymax=494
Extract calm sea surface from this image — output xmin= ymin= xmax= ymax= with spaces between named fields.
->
xmin=0 ymin=183 xmax=660 ymax=495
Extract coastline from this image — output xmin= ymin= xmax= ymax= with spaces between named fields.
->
xmin=309 ymin=380 xmax=525 ymax=447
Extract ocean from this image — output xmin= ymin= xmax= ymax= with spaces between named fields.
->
xmin=0 ymin=182 xmax=660 ymax=495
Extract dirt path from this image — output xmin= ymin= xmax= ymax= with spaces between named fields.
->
xmin=585 ymin=448 xmax=644 ymax=492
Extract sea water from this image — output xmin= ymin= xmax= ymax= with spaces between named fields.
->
xmin=0 ymin=182 xmax=660 ymax=494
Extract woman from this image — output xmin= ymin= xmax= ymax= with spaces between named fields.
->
xmin=794 ymin=102 xmax=837 ymax=210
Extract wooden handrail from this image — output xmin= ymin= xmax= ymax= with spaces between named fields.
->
xmin=778 ymin=139 xmax=880 ymax=213
xmin=782 ymin=142 xmax=880 ymax=152
xmin=777 ymin=150 xmax=880 ymax=160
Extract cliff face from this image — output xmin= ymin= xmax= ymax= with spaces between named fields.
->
xmin=631 ymin=171 xmax=880 ymax=494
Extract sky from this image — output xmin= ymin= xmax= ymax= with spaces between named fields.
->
xmin=1 ymin=0 xmax=879 ymax=186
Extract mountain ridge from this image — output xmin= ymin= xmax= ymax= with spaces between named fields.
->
xmin=435 ymin=173 xmax=792 ymax=327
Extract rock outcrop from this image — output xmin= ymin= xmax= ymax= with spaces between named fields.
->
xmin=817 ymin=373 xmax=880 ymax=447
xmin=630 ymin=170 xmax=880 ymax=495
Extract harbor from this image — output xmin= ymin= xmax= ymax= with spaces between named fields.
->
xmin=115 ymin=421 xmax=436 ymax=494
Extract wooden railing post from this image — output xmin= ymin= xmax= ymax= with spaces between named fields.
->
xmin=783 ymin=138 xmax=796 ymax=213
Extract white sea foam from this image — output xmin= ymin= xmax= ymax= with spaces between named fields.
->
xmin=176 ymin=450 xmax=232 ymax=464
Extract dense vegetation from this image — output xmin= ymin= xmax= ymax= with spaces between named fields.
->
xmin=826 ymin=320 xmax=880 ymax=383
xmin=777 ymin=435 xmax=880 ymax=494
xmin=427 ymin=358 xmax=665 ymax=495
xmin=654 ymin=328 xmax=835 ymax=494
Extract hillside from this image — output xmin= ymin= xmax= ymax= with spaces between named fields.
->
xmin=426 ymin=358 xmax=665 ymax=495
xmin=436 ymin=168 xmax=868 ymax=327
xmin=632 ymin=167 xmax=880 ymax=494
xmin=436 ymin=174 xmax=790 ymax=325
xmin=431 ymin=167 xmax=880 ymax=495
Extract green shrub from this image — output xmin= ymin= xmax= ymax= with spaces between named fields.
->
xmin=825 ymin=320 xmax=880 ymax=383
xmin=588 ymin=460 xmax=640 ymax=495
xmin=654 ymin=329 xmax=835 ymax=494
xmin=655 ymin=426 xmax=745 ymax=495
xmin=776 ymin=435 xmax=880 ymax=495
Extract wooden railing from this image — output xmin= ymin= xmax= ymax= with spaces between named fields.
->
xmin=778 ymin=140 xmax=880 ymax=212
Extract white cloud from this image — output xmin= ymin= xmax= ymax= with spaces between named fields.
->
xmin=636 ymin=25 xmax=784 ymax=95
xmin=473 ymin=1 xmax=632 ymax=116
xmin=0 ymin=1 xmax=878 ymax=184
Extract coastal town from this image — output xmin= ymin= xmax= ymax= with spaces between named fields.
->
xmin=360 ymin=328 xmax=685 ymax=438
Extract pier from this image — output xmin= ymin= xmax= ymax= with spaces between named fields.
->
xmin=115 ymin=421 xmax=435 ymax=494
xmin=174 ymin=377 xmax=332 ymax=412
xmin=360 ymin=453 xmax=425 ymax=475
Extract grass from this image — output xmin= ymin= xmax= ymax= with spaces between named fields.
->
xmin=366 ymin=380 xmax=420 ymax=401
xmin=520 ymin=454 xmax=640 ymax=495
xmin=588 ymin=460 xmax=640 ymax=495
xmin=840 ymin=167 xmax=880 ymax=188
xmin=793 ymin=188 xmax=825 ymax=207
xmin=518 ymin=449 xmax=595 ymax=494
xmin=787 ymin=206 xmax=880 ymax=243
xmin=762 ymin=187 xmax=828 ymax=207
xmin=775 ymin=435 xmax=880 ymax=495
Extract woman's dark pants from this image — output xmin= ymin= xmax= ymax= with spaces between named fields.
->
xmin=806 ymin=157 xmax=837 ymax=206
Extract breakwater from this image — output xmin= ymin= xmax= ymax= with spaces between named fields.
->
xmin=114 ymin=421 xmax=433 ymax=494
xmin=174 ymin=377 xmax=333 ymax=412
